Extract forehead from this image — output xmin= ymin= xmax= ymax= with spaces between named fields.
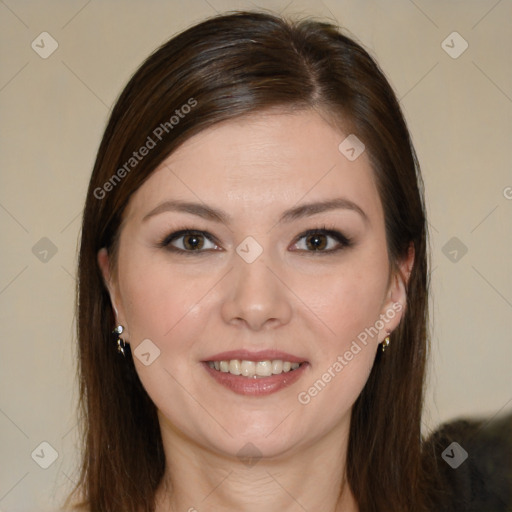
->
xmin=125 ymin=109 xmax=382 ymax=222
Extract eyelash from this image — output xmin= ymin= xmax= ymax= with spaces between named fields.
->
xmin=157 ymin=224 xmax=353 ymax=256
xmin=292 ymin=225 xmax=353 ymax=253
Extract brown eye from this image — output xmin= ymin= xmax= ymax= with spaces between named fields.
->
xmin=160 ymin=230 xmax=219 ymax=253
xmin=182 ymin=233 xmax=204 ymax=250
xmin=305 ymin=233 xmax=328 ymax=251
xmin=290 ymin=228 xmax=352 ymax=253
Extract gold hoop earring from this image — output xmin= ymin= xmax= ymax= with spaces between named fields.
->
xmin=113 ymin=325 xmax=126 ymax=357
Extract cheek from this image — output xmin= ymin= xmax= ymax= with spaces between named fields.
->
xmin=117 ymin=250 xmax=211 ymax=350
xmin=295 ymin=270 xmax=387 ymax=420
xmin=299 ymin=255 xmax=390 ymax=347
xmin=296 ymin=253 xmax=390 ymax=412
xmin=116 ymin=254 xmax=215 ymax=434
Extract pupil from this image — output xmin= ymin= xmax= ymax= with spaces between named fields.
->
xmin=307 ymin=234 xmax=326 ymax=250
xmin=184 ymin=234 xmax=203 ymax=250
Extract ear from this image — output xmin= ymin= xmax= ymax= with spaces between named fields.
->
xmin=378 ymin=242 xmax=415 ymax=342
xmin=97 ymin=248 xmax=127 ymax=330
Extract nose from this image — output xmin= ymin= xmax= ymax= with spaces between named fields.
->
xmin=220 ymin=255 xmax=293 ymax=331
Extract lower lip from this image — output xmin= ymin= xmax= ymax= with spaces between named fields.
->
xmin=202 ymin=362 xmax=309 ymax=396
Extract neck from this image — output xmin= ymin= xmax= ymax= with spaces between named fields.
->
xmin=154 ymin=417 xmax=359 ymax=512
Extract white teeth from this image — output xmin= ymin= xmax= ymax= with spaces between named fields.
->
xmin=272 ymin=360 xmax=283 ymax=373
xmin=208 ymin=359 xmax=304 ymax=378
xmin=240 ymin=360 xmax=255 ymax=376
xmin=229 ymin=359 xmax=241 ymax=375
xmin=256 ymin=360 xmax=272 ymax=377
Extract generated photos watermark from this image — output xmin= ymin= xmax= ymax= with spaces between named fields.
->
xmin=94 ymin=97 xmax=198 ymax=200
xmin=297 ymin=302 xmax=402 ymax=405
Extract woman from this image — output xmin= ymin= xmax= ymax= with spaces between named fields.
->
xmin=69 ymin=10 xmax=441 ymax=512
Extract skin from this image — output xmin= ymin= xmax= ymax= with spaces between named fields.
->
xmin=98 ymin=109 xmax=413 ymax=512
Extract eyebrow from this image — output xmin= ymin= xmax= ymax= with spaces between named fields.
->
xmin=143 ymin=198 xmax=368 ymax=224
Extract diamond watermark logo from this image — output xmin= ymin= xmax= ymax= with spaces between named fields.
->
xmin=236 ymin=442 xmax=263 ymax=468
xmin=441 ymin=32 xmax=468 ymax=59
xmin=236 ymin=236 xmax=263 ymax=264
xmin=32 ymin=237 xmax=58 ymax=263
xmin=133 ymin=338 xmax=161 ymax=366
xmin=31 ymin=32 xmax=59 ymax=59
xmin=442 ymin=441 xmax=468 ymax=469
xmin=31 ymin=441 xmax=59 ymax=469
xmin=338 ymin=134 xmax=365 ymax=161
xmin=442 ymin=236 xmax=468 ymax=263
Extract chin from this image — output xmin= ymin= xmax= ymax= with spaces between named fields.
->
xmin=198 ymin=415 xmax=311 ymax=461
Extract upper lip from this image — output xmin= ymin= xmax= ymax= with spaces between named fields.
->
xmin=203 ymin=349 xmax=308 ymax=364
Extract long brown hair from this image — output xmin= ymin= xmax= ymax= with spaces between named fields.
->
xmin=71 ymin=11 xmax=437 ymax=511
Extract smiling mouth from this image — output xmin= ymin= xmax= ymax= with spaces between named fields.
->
xmin=206 ymin=359 xmax=306 ymax=378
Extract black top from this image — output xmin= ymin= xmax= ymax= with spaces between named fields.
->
xmin=424 ymin=411 xmax=512 ymax=511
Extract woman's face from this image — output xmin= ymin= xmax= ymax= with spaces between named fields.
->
xmin=99 ymin=109 xmax=409 ymax=459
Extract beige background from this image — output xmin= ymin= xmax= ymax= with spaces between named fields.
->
xmin=0 ymin=0 xmax=511 ymax=510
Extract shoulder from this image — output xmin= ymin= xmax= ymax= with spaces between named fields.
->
xmin=423 ymin=411 xmax=512 ymax=511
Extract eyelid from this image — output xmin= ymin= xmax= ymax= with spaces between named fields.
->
xmin=158 ymin=229 xmax=221 ymax=253
xmin=290 ymin=227 xmax=352 ymax=253
xmin=158 ymin=226 xmax=352 ymax=255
